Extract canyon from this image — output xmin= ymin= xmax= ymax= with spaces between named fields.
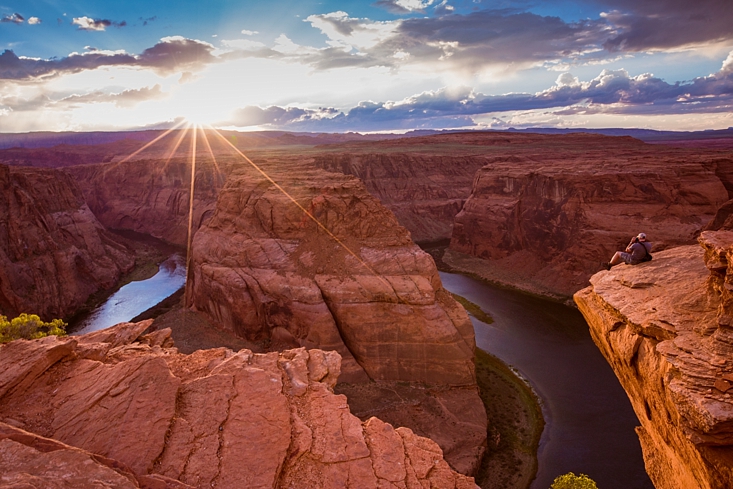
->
xmin=0 ymin=164 xmax=134 ymax=320
xmin=2 ymin=129 xmax=733 ymax=488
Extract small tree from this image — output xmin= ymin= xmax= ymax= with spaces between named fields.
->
xmin=551 ymin=472 xmax=599 ymax=489
xmin=0 ymin=313 xmax=67 ymax=344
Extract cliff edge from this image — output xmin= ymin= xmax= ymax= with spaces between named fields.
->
xmin=0 ymin=321 xmax=477 ymax=489
xmin=574 ymin=231 xmax=733 ymax=489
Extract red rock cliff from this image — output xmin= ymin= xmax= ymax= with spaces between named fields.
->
xmin=0 ymin=164 xmax=134 ymax=320
xmin=69 ymin=159 xmax=222 ymax=247
xmin=186 ymin=163 xmax=487 ymax=474
xmin=0 ymin=321 xmax=477 ymax=489
xmin=574 ymin=232 xmax=733 ymax=489
xmin=448 ymin=143 xmax=731 ymax=298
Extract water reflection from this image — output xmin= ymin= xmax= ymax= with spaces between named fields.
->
xmin=439 ymin=271 xmax=653 ymax=489
xmin=73 ymin=255 xmax=186 ymax=335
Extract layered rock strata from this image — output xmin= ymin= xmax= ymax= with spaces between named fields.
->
xmin=450 ymin=148 xmax=731 ymax=298
xmin=187 ymin=165 xmax=486 ymax=474
xmin=574 ymin=232 xmax=733 ymax=489
xmin=69 ymin=159 xmax=222 ymax=247
xmin=0 ymin=321 xmax=477 ymax=489
xmin=0 ymin=164 xmax=134 ymax=320
xmin=313 ymin=153 xmax=490 ymax=243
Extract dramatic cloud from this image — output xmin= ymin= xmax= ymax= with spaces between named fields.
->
xmin=0 ymin=37 xmax=217 ymax=81
xmin=597 ymin=0 xmax=733 ymax=52
xmin=72 ymin=17 xmax=126 ymax=31
xmin=1 ymin=13 xmax=24 ymax=24
xmin=222 ymin=52 xmax=733 ymax=131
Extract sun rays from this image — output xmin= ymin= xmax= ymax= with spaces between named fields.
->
xmin=104 ymin=119 xmax=399 ymax=308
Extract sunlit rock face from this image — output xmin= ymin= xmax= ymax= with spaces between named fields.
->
xmin=0 ymin=164 xmax=134 ymax=320
xmin=450 ymin=146 xmax=731 ymax=298
xmin=69 ymin=159 xmax=222 ymax=247
xmin=574 ymin=232 xmax=733 ymax=489
xmin=187 ymin=164 xmax=487 ymax=474
xmin=0 ymin=322 xmax=477 ymax=489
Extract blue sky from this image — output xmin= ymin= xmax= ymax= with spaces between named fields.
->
xmin=1 ymin=0 xmax=732 ymax=132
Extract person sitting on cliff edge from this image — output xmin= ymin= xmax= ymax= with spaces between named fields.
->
xmin=605 ymin=233 xmax=652 ymax=270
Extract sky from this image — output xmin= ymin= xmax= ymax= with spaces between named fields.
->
xmin=0 ymin=0 xmax=732 ymax=133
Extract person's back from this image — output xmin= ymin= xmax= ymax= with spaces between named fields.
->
xmin=629 ymin=241 xmax=648 ymax=263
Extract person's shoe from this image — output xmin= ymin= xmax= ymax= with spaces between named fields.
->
xmin=604 ymin=262 xmax=612 ymax=271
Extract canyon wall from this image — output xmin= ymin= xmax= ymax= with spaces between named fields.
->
xmin=0 ymin=321 xmax=477 ymax=489
xmin=574 ymin=232 xmax=733 ymax=489
xmin=187 ymin=163 xmax=487 ymax=474
xmin=448 ymin=148 xmax=732 ymax=298
xmin=68 ymin=159 xmax=223 ymax=247
xmin=313 ymin=153 xmax=490 ymax=243
xmin=0 ymin=164 xmax=134 ymax=320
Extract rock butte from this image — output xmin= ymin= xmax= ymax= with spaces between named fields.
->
xmin=0 ymin=164 xmax=134 ymax=320
xmin=187 ymin=163 xmax=487 ymax=474
xmin=0 ymin=321 xmax=477 ymax=489
xmin=575 ymin=231 xmax=733 ymax=489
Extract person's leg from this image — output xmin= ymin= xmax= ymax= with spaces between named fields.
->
xmin=609 ymin=251 xmax=624 ymax=266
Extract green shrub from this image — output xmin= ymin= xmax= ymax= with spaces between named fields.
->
xmin=550 ymin=472 xmax=599 ymax=489
xmin=0 ymin=313 xmax=67 ymax=344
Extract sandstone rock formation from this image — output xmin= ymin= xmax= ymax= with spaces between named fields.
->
xmin=69 ymin=159 xmax=222 ymax=247
xmin=575 ymin=232 xmax=733 ymax=489
xmin=314 ymin=152 xmax=490 ymax=243
xmin=448 ymin=137 xmax=731 ymax=298
xmin=187 ymin=164 xmax=486 ymax=473
xmin=0 ymin=164 xmax=134 ymax=320
xmin=0 ymin=321 xmax=477 ymax=489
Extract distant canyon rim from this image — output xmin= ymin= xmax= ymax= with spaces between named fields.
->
xmin=1 ymin=128 xmax=733 ymax=488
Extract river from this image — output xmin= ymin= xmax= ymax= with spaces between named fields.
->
xmin=72 ymin=254 xmax=187 ymax=335
xmin=440 ymin=271 xmax=654 ymax=489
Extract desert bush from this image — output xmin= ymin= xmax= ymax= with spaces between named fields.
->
xmin=0 ymin=313 xmax=67 ymax=343
xmin=550 ymin=472 xmax=599 ymax=489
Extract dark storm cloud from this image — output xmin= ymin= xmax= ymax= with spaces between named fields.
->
xmin=0 ymin=37 xmax=217 ymax=81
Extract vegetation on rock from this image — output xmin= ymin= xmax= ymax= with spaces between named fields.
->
xmin=550 ymin=472 xmax=598 ymax=489
xmin=0 ymin=313 xmax=67 ymax=343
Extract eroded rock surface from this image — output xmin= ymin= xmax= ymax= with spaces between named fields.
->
xmin=575 ymin=232 xmax=733 ymax=489
xmin=187 ymin=164 xmax=486 ymax=474
xmin=69 ymin=159 xmax=221 ymax=247
xmin=0 ymin=322 xmax=477 ymax=489
xmin=450 ymin=141 xmax=731 ymax=298
xmin=0 ymin=164 xmax=134 ymax=320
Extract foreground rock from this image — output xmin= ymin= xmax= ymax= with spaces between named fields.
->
xmin=187 ymin=164 xmax=486 ymax=474
xmin=0 ymin=321 xmax=477 ymax=489
xmin=575 ymin=232 xmax=733 ymax=489
xmin=449 ymin=136 xmax=731 ymax=298
xmin=0 ymin=164 xmax=134 ymax=320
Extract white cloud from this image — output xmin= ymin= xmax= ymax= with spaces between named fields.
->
xmin=241 ymin=29 xmax=259 ymax=36
xmin=72 ymin=17 xmax=109 ymax=31
xmin=28 ymin=17 xmax=41 ymax=25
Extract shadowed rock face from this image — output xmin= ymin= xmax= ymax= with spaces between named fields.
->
xmin=574 ymin=232 xmax=733 ymax=489
xmin=0 ymin=164 xmax=134 ymax=320
xmin=0 ymin=322 xmax=477 ymax=489
xmin=449 ymin=151 xmax=731 ymax=298
xmin=313 ymin=153 xmax=490 ymax=243
xmin=69 ymin=159 xmax=222 ymax=247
